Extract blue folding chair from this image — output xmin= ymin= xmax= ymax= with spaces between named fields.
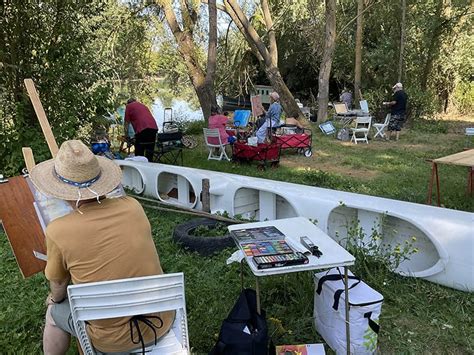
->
xmin=233 ymin=110 xmax=251 ymax=128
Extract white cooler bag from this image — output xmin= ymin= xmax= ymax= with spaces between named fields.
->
xmin=313 ymin=268 xmax=383 ymax=354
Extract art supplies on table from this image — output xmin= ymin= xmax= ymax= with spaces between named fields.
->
xmin=230 ymin=226 xmax=309 ymax=269
xmin=253 ymin=252 xmax=308 ymax=269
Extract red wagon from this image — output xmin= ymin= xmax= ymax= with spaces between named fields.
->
xmin=232 ymin=142 xmax=281 ymax=169
xmin=274 ymin=127 xmax=313 ymax=157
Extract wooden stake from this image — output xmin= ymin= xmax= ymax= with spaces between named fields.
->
xmin=201 ymin=178 xmax=211 ymax=213
xmin=22 ymin=147 xmax=36 ymax=173
xmin=24 ymin=78 xmax=59 ymax=157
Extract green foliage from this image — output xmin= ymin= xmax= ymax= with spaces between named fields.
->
xmin=181 ymin=119 xmax=207 ymax=135
xmin=452 ymin=81 xmax=474 ymax=114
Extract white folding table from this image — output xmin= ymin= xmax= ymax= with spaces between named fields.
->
xmin=228 ymin=217 xmax=355 ymax=355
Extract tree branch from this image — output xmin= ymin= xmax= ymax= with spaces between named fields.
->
xmin=261 ymin=0 xmax=277 ymax=66
xmin=337 ymin=0 xmax=381 ymax=38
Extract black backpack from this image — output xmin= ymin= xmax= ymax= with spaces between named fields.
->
xmin=209 ymin=288 xmax=269 ymax=355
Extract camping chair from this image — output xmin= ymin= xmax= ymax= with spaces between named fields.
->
xmin=203 ymin=128 xmax=230 ymax=161
xmin=67 ymin=273 xmax=189 ymax=355
xmin=373 ymin=114 xmax=391 ymax=139
xmin=351 ymin=116 xmax=372 ymax=144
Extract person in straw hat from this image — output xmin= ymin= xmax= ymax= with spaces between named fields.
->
xmin=31 ymin=140 xmax=174 ymax=354
xmin=383 ymin=82 xmax=408 ymax=141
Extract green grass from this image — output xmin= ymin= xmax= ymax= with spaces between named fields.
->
xmin=1 ymin=119 xmax=473 ymax=353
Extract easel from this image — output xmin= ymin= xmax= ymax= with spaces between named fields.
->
xmin=0 ymin=79 xmax=60 ymax=277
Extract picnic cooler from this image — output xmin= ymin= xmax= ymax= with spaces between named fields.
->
xmin=313 ymin=268 xmax=383 ymax=355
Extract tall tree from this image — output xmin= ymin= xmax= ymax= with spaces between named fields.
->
xmin=157 ymin=0 xmax=218 ymax=120
xmin=397 ymin=0 xmax=406 ymax=82
xmin=217 ymin=0 xmax=305 ymax=119
xmin=317 ymin=0 xmax=337 ymax=122
xmin=354 ymin=0 xmax=364 ymax=102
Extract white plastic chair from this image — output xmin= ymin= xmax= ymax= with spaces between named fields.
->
xmin=68 ymin=273 xmax=189 ymax=355
xmin=351 ymin=116 xmax=372 ymax=144
xmin=203 ymin=128 xmax=230 ymax=161
xmin=373 ymin=114 xmax=391 ymax=139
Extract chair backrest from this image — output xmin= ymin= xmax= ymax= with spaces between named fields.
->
xmin=359 ymin=100 xmax=369 ymax=113
xmin=383 ymin=113 xmax=391 ymax=125
xmin=203 ymin=128 xmax=223 ymax=146
xmin=355 ymin=116 xmax=372 ymax=130
xmin=233 ymin=110 xmax=251 ymax=127
xmin=68 ymin=273 xmax=188 ymax=355
xmin=334 ymin=103 xmax=348 ymax=114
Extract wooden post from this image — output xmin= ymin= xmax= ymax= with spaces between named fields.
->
xmin=434 ymin=163 xmax=440 ymax=207
xmin=24 ymin=78 xmax=59 ymax=157
xmin=201 ymin=178 xmax=210 ymax=213
xmin=22 ymin=147 xmax=36 ymax=173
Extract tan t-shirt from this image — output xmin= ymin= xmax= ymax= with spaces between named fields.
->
xmin=45 ymin=196 xmax=174 ymax=352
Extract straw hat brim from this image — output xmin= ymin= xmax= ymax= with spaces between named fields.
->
xmin=30 ymin=156 xmax=122 ymax=201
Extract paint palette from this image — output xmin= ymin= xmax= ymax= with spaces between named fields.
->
xmin=230 ymin=226 xmax=286 ymax=242
xmin=253 ymin=252 xmax=309 ymax=269
xmin=241 ymin=240 xmax=293 ymax=257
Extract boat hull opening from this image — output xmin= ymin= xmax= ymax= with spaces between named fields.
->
xmin=157 ymin=172 xmax=197 ymax=208
xmin=233 ymin=188 xmax=298 ymax=221
xmin=327 ymin=205 xmax=441 ymax=276
xmin=120 ymin=166 xmax=145 ymax=195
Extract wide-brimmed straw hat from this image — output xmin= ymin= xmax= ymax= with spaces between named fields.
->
xmin=30 ymin=140 xmax=122 ymax=201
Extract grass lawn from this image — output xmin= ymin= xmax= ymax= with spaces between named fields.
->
xmin=1 ymin=117 xmax=473 ymax=353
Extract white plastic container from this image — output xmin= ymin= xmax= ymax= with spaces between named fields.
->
xmin=313 ymin=268 xmax=383 ymax=354
xmin=247 ymin=136 xmax=258 ymax=146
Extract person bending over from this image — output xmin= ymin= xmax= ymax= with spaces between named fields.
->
xmin=124 ymin=98 xmax=158 ymax=161
xmin=383 ymin=82 xmax=408 ymax=141
xmin=257 ymin=92 xmax=282 ymax=143
xmin=31 ymin=140 xmax=174 ymax=355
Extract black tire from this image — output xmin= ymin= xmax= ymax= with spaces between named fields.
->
xmin=172 ymin=218 xmax=236 ymax=256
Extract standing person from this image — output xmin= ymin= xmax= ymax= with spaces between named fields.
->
xmin=256 ymin=92 xmax=282 ymax=143
xmin=31 ymin=140 xmax=174 ymax=354
xmin=340 ymin=87 xmax=353 ymax=110
xmin=124 ymin=98 xmax=158 ymax=161
xmin=384 ymin=82 xmax=408 ymax=141
xmin=208 ymin=105 xmax=235 ymax=144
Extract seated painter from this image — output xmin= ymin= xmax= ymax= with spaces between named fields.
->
xmin=208 ymin=105 xmax=236 ymax=144
xmin=256 ymin=92 xmax=282 ymax=143
xmin=31 ymin=140 xmax=174 ymax=354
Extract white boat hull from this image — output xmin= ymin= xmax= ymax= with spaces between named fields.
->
xmin=117 ymin=160 xmax=474 ymax=292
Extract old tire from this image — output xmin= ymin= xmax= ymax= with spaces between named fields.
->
xmin=172 ymin=218 xmax=236 ymax=256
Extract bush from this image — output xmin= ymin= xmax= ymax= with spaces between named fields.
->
xmin=452 ymin=81 xmax=474 ymax=114
xmin=182 ymin=119 xmax=207 ymax=135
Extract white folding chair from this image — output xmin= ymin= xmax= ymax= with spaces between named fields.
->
xmin=359 ymin=100 xmax=369 ymax=114
xmin=203 ymin=128 xmax=230 ymax=161
xmin=68 ymin=273 xmax=189 ymax=355
xmin=351 ymin=116 xmax=372 ymax=144
xmin=373 ymin=114 xmax=391 ymax=139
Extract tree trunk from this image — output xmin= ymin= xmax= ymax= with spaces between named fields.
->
xmin=204 ymin=0 xmax=218 ymax=118
xmin=398 ymin=0 xmax=406 ymax=82
xmin=159 ymin=0 xmax=217 ymax=121
xmin=265 ymin=66 xmax=302 ymax=118
xmin=317 ymin=0 xmax=337 ymax=123
xmin=223 ymin=0 xmax=304 ymax=120
xmin=354 ymin=0 xmax=364 ymax=102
